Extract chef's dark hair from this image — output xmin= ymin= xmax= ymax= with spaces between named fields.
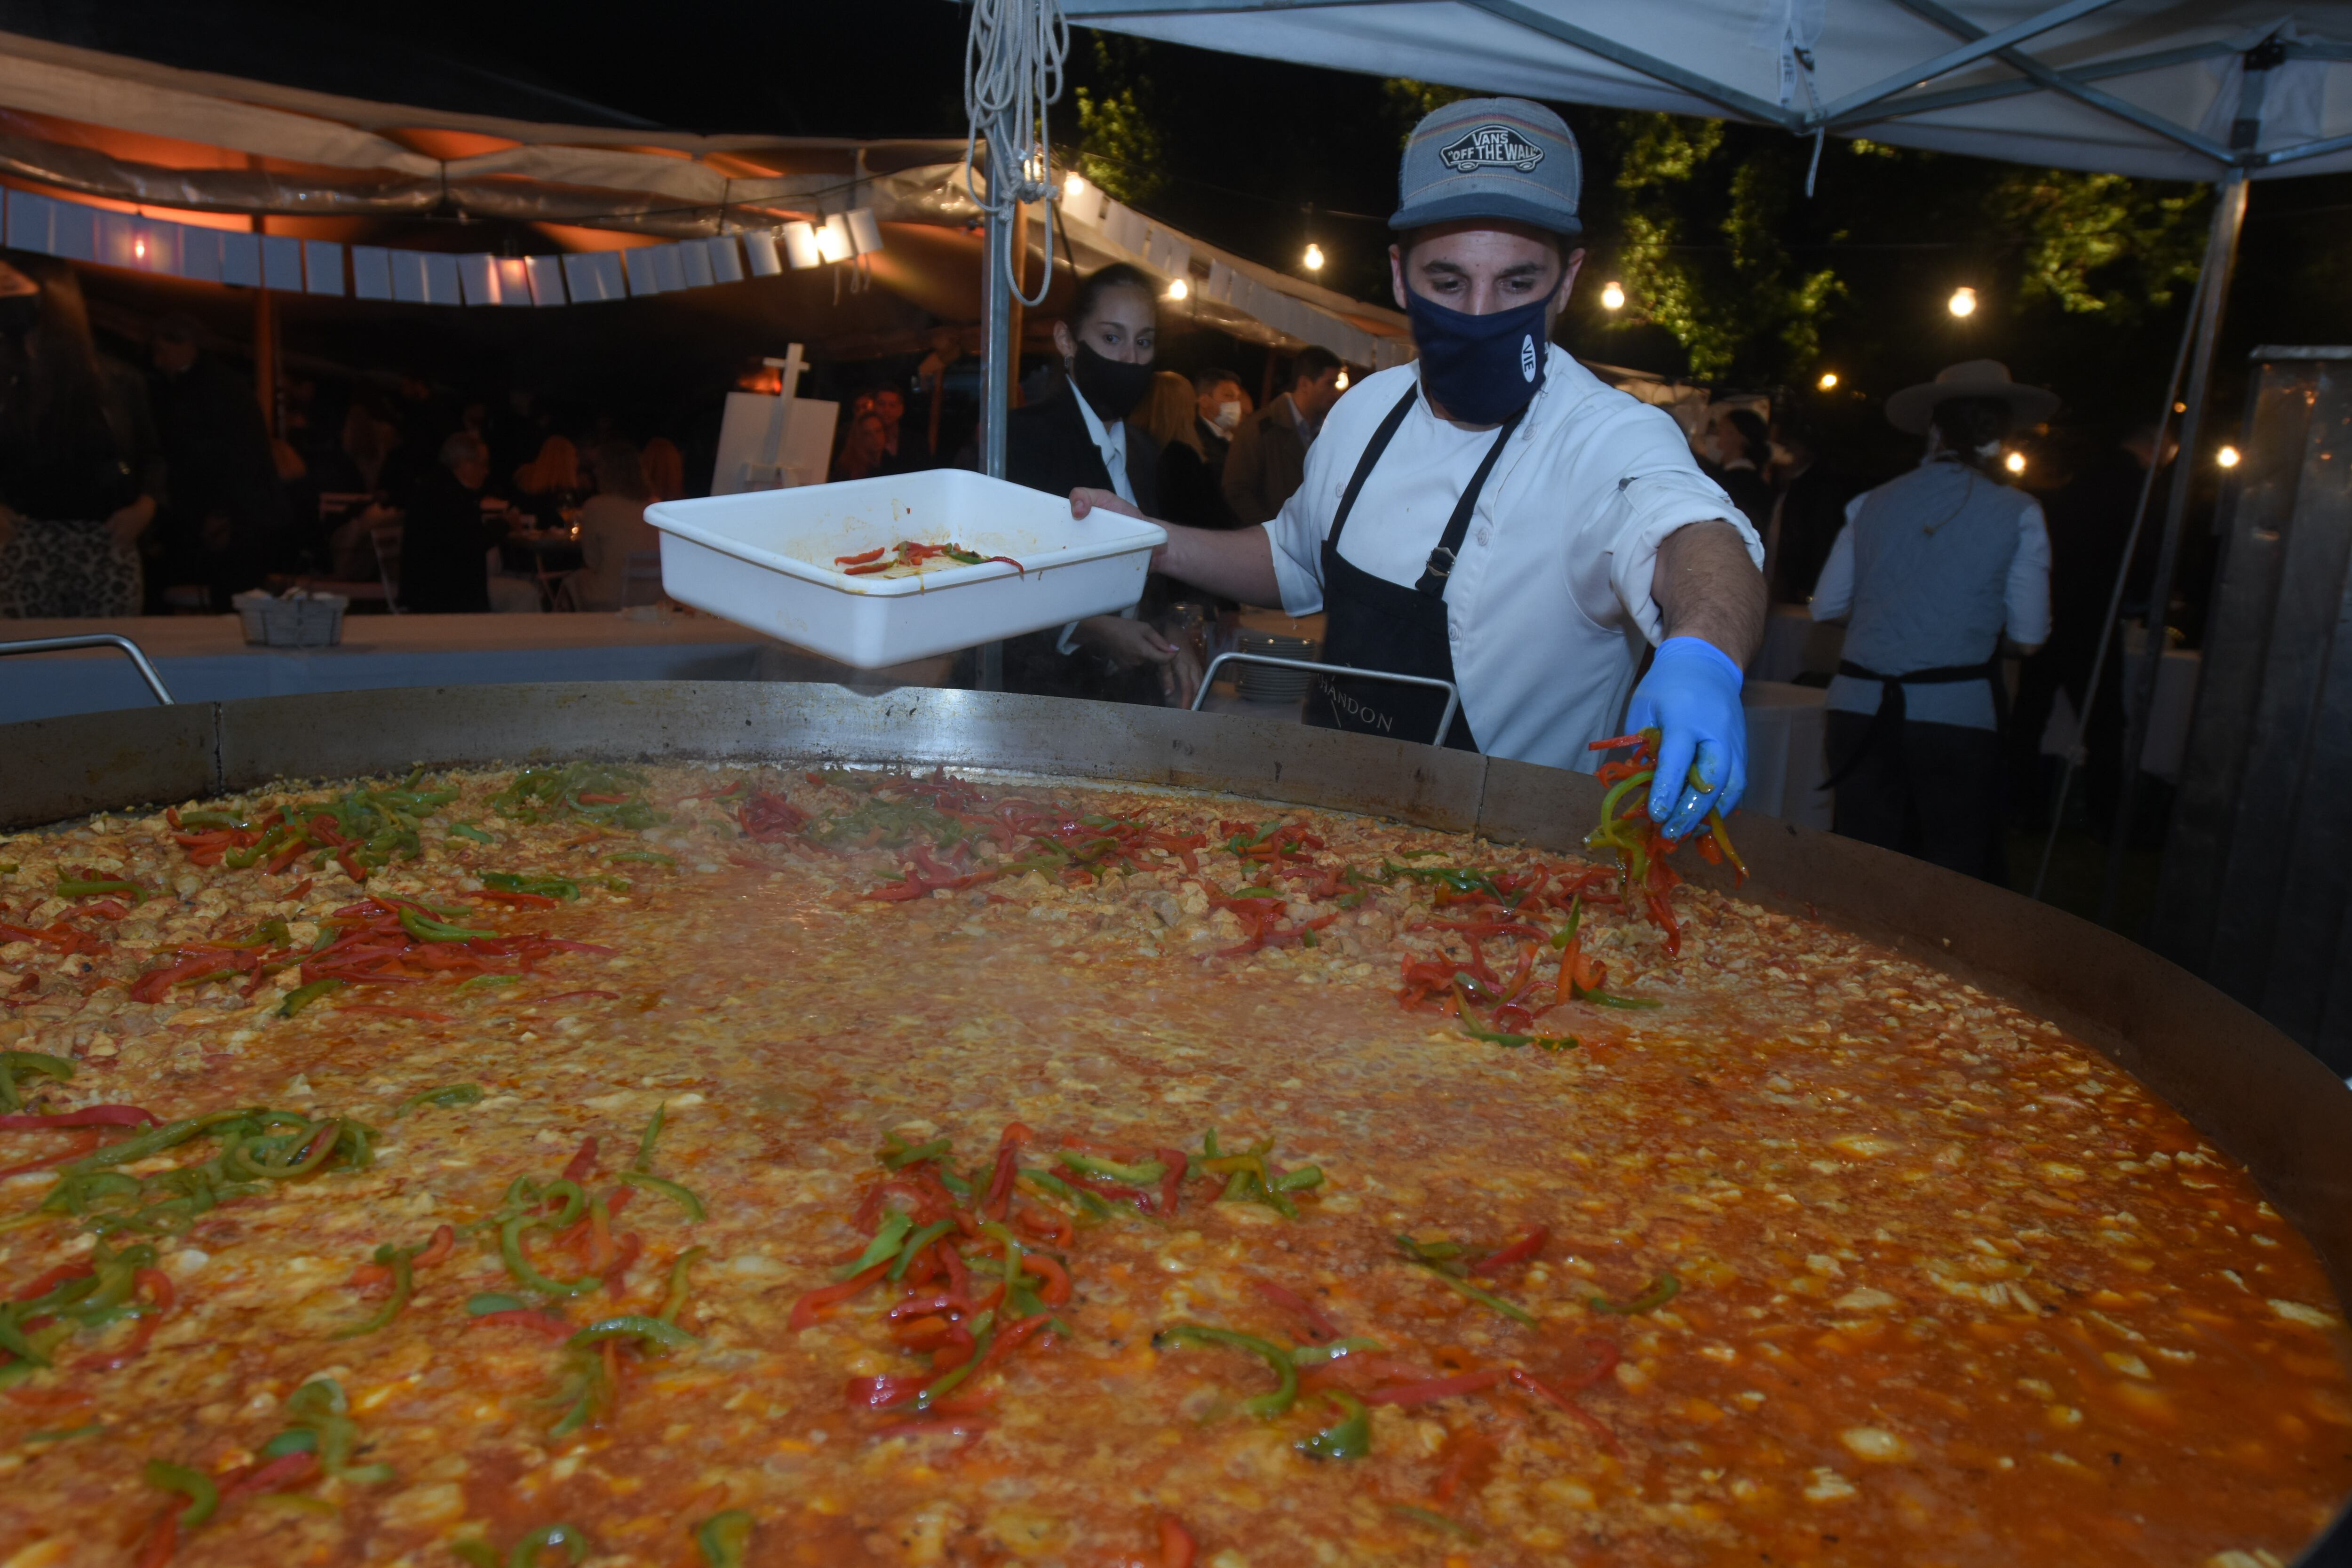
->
xmin=1290 ymin=347 xmax=1342 ymax=387
xmin=1067 ymin=263 xmax=1158 ymax=329
xmin=1929 ymin=396 xmax=2013 ymax=473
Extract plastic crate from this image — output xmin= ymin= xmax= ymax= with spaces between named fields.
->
xmin=231 ymin=589 xmax=348 ymax=648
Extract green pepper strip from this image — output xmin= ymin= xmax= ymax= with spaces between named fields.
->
xmin=566 ymin=1314 xmax=700 ymax=1352
xmin=1580 ymin=989 xmax=1662 ymax=1010
xmin=1391 ymin=1505 xmax=1481 ymax=1541
xmin=695 ymin=1509 xmax=755 ymax=1568
xmin=1550 ymin=897 xmax=1585 ymax=949
xmin=508 ymin=1523 xmax=591 ymax=1568
xmin=459 ymin=973 xmax=524 ymax=991
xmin=1270 ymin=1166 xmax=1324 ymax=1193
xmin=882 ymin=1136 xmax=952 ymax=1170
xmin=395 ymin=1082 xmax=483 ymax=1117
xmin=278 ymin=982 xmax=346 ymax=1020
xmin=632 ymin=1104 xmax=666 ymax=1173
xmin=501 ymin=1217 xmax=598 ymax=1297
xmin=889 ymin=1220 xmax=959 ymax=1282
xmin=660 ymin=1247 xmax=707 ymax=1325
xmin=603 ymin=851 xmax=675 ymax=868
xmin=397 ymin=908 xmax=498 ymax=943
xmin=835 ymin=1210 xmax=913 ymax=1281
xmin=56 ymin=877 xmax=147 ymax=904
xmin=226 ymin=1120 xmax=343 ymax=1181
xmin=1017 ymin=1167 xmax=1113 ymax=1220
xmin=448 ymin=823 xmax=495 ymax=844
xmin=1297 ymin=1390 xmax=1371 ymax=1460
xmin=1057 ymin=1150 xmax=1166 ymax=1186
xmin=0 ymin=1052 xmax=73 ymax=1114
xmin=25 ymin=1423 xmax=103 ymax=1445
xmin=536 ymin=1179 xmax=587 ymax=1227
xmin=333 ymin=1243 xmax=416 ymax=1339
xmin=1289 ymin=1336 xmax=1383 ymax=1368
xmin=143 ymin=1459 xmax=220 ymax=1527
xmin=616 ymin=1171 xmax=706 ymax=1222
xmin=1589 ymin=1270 xmax=1682 ymax=1315
xmin=1153 ymin=1323 xmax=1298 ymax=1417
xmin=468 ymin=1292 xmax=528 ymax=1316
xmin=1394 ymin=1237 xmax=1539 ymax=1326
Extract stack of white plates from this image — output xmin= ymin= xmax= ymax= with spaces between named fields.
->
xmin=1233 ymin=631 xmax=1319 ymax=703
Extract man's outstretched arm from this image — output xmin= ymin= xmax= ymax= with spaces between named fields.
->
xmin=1070 ymin=488 xmax=1286 ymax=607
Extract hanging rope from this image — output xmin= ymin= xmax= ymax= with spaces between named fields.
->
xmin=963 ymin=0 xmax=1068 ymax=307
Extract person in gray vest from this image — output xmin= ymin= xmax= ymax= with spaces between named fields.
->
xmin=1809 ymin=361 xmax=2053 ymax=882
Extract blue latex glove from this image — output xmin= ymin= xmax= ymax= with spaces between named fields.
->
xmin=1622 ymin=636 xmax=1748 ymax=840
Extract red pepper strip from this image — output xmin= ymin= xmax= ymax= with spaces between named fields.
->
xmin=1250 ymin=1280 xmax=1342 ymax=1345
xmin=1363 ymin=1369 xmax=1506 ymax=1406
xmin=1433 ymin=1429 xmax=1499 ymax=1504
xmin=0 ymin=920 xmax=108 ymax=956
xmin=927 ymin=1322 xmax=980 ymax=1376
xmin=789 ymin=1260 xmax=890 ymax=1331
xmin=0 ymin=1129 xmax=103 ymax=1178
xmin=892 ymin=1314 xmax=954 ymax=1349
xmin=970 ymin=1311 xmax=1053 ymax=1374
xmin=981 ymin=1145 xmax=1021 ymax=1222
xmin=1151 ymin=1147 xmax=1189 ymax=1218
xmin=219 ymin=1449 xmax=319 ymax=1504
xmin=415 ymin=1224 xmax=456 ymax=1269
xmin=287 ymin=878 xmax=314 ymax=901
xmin=1508 ymin=1367 xmax=1621 ymax=1454
xmin=561 ymin=1137 xmax=599 ymax=1184
xmin=982 ymin=556 xmax=1026 ymax=576
xmin=1589 ymin=732 xmax=1646 ymax=752
xmin=473 ymin=891 xmax=561 ymax=907
xmin=887 ymin=1294 xmax=973 ymax=1321
xmin=0 ymin=1106 xmax=158 ymax=1131
xmin=604 ymin=1233 xmax=644 ymax=1298
xmin=539 ymin=990 xmax=620 ymax=1003
xmin=79 ymin=899 xmax=133 ymax=921
xmin=1554 ymin=1337 xmax=1622 ymax=1391
xmin=10 ymin=1261 xmax=95 ymax=1302
xmin=834 ymin=546 xmax=887 ymax=566
xmin=1012 ymin=1206 xmax=1073 ymax=1247
xmin=844 ymin=561 xmax=892 ymax=576
xmin=1469 ymin=1227 xmax=1549 ymax=1277
xmin=1159 ymin=1516 xmax=1198 ymax=1568
xmin=469 ymin=1309 xmax=574 ymax=1340
xmin=347 ymin=1261 xmax=394 ymax=1290
xmin=1019 ymin=1255 xmax=1072 ymax=1307
xmin=135 ymin=1511 xmax=178 ymax=1568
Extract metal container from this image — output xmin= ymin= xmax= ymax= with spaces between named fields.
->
xmin=5 ymin=681 xmax=2349 ymax=1561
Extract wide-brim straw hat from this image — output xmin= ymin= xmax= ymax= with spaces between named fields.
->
xmin=1884 ymin=359 xmax=2060 ymax=434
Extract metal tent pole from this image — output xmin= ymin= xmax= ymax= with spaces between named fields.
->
xmin=976 ymin=191 xmax=1017 ymax=692
xmin=2029 ymin=260 xmax=2207 ymax=902
xmin=2095 ymin=167 xmax=2249 ymax=928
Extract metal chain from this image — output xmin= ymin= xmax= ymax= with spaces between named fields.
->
xmin=963 ymin=0 xmax=1068 ymax=308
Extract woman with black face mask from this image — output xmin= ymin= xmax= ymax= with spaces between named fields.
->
xmin=998 ymin=263 xmax=1202 ymax=707
xmin=0 ymin=252 xmax=164 ymax=618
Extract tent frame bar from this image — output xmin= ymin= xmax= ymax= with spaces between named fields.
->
xmin=1830 ymin=40 xmax=2233 ymax=126
xmin=1461 ymin=0 xmax=1799 ymax=127
xmin=1809 ymin=0 xmax=2127 ymax=127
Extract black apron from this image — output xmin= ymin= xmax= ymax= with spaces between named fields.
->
xmin=1819 ymin=655 xmax=2009 ymax=790
xmin=1305 ymin=386 xmax=1523 ymax=751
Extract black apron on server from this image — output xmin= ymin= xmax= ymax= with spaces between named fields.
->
xmin=1304 ymin=386 xmax=1524 ymax=751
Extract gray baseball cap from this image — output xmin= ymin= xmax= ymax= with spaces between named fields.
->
xmin=1390 ymin=97 xmax=1583 ymax=238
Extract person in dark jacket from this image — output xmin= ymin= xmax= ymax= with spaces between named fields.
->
xmin=1222 ymin=345 xmax=1343 ymax=525
xmin=1157 ymin=367 xmax=1247 ymax=531
xmin=149 ymin=313 xmax=287 ymax=606
xmin=1703 ymin=406 xmax=1774 ymax=544
xmin=1001 ymin=263 xmax=1198 ymax=705
xmin=398 ymin=431 xmax=496 ymax=613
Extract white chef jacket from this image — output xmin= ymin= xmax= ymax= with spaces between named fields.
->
xmin=1262 ymin=347 xmax=1759 ymax=772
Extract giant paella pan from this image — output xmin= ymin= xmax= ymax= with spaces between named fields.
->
xmin=0 ymin=681 xmax=2346 ymax=1568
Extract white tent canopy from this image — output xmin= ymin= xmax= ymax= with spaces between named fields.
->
xmin=1072 ymin=0 xmax=2352 ymax=183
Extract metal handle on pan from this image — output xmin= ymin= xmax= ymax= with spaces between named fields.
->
xmin=1190 ymin=651 xmax=1459 ymax=747
xmin=0 ymin=634 xmax=175 ymax=706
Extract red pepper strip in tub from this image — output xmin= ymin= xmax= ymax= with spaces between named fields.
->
xmin=1469 ymin=1227 xmax=1549 ymax=1277
xmin=835 ymin=546 xmax=887 ymax=566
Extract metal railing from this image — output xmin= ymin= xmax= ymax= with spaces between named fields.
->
xmin=0 ymin=634 xmax=174 ymax=706
xmin=1190 ymin=651 xmax=1460 ymax=747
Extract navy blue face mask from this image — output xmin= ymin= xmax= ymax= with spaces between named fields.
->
xmin=1404 ymin=288 xmax=1548 ymax=425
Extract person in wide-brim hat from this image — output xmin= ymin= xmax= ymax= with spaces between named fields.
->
xmin=1805 ymin=359 xmax=2057 ymax=884
xmin=1884 ymin=359 xmax=2058 ymax=436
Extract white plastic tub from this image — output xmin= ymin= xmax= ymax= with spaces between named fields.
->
xmin=645 ymin=470 xmax=1165 ymax=668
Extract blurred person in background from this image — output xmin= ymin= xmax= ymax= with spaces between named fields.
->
xmin=150 ymin=312 xmax=289 ymax=607
xmin=400 ymin=431 xmax=498 ymax=613
xmin=831 ymin=410 xmax=890 ymax=483
xmin=0 ymin=254 xmax=164 ymax=618
xmin=511 ymin=435 xmax=583 ymax=531
xmin=1224 ymin=346 xmax=1343 ymax=525
xmin=1139 ymin=370 xmax=1226 ymax=532
xmin=1811 ymin=362 xmax=2053 ymax=882
xmin=642 ymin=437 xmax=686 ymax=502
xmin=1165 ymin=367 xmax=1246 ymax=530
xmin=871 ymin=385 xmax=928 ymax=474
xmin=1764 ymin=412 xmax=1856 ymax=605
xmin=1704 ymin=406 xmax=1773 ymax=545
xmin=1003 ymin=262 xmax=1198 ymax=705
xmin=574 ymin=439 xmax=659 ymax=611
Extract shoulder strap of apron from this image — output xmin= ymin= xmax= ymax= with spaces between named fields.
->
xmin=1326 ymin=387 xmax=1420 ymax=550
xmin=1414 ymin=404 xmax=1528 ymax=596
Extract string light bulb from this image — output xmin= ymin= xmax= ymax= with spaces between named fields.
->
xmin=2003 ymin=450 xmax=2027 ymax=476
xmin=1303 ymin=243 xmax=1325 ymax=271
xmin=2217 ymin=445 xmax=2242 ymax=469
xmin=1600 ymin=281 xmax=1625 ymax=310
xmin=1817 ymin=371 xmax=1839 ymax=391
xmin=1947 ymin=286 xmax=1978 ymax=318
xmin=133 ymin=236 xmax=147 ymax=261
xmin=1335 ymin=368 xmax=1350 ymax=391
xmin=1064 ymin=171 xmax=1086 ymax=202
xmin=1165 ymin=278 xmax=1189 ymax=302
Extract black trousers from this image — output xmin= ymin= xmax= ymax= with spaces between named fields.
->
xmin=1827 ymin=711 xmax=2007 ymax=883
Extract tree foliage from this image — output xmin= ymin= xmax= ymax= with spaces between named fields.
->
xmin=1992 ymin=168 xmax=2207 ymax=320
xmin=1073 ymin=36 xmax=1165 ymax=204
